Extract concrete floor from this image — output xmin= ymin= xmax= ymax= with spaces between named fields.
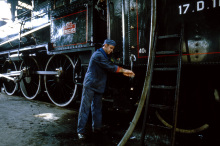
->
xmin=0 ymin=93 xmax=79 ymax=146
xmin=1 ymin=91 xmax=219 ymax=146
xmin=0 ymin=93 xmax=140 ymax=146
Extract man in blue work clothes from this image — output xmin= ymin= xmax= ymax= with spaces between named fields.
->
xmin=77 ymin=39 xmax=135 ymax=140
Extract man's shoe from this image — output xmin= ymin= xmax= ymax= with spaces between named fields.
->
xmin=78 ymin=133 xmax=86 ymax=140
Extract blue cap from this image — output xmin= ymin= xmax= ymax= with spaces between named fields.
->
xmin=103 ymin=39 xmax=116 ymax=46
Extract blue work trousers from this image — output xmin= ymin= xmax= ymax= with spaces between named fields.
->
xmin=77 ymin=86 xmax=102 ymax=134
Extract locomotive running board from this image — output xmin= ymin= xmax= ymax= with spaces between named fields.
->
xmin=0 ymin=23 xmax=51 ymax=47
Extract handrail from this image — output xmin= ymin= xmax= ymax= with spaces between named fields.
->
xmin=117 ymin=0 xmax=157 ymax=145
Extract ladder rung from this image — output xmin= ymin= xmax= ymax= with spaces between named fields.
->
xmin=146 ymin=123 xmax=171 ymax=130
xmin=156 ymin=51 xmax=177 ymax=55
xmin=154 ymin=68 xmax=178 ymax=71
xmin=158 ymin=34 xmax=180 ymax=39
xmin=151 ymin=85 xmax=176 ymax=89
xmin=150 ymin=104 xmax=173 ymax=110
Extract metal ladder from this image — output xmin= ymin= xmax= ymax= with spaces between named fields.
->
xmin=140 ymin=25 xmax=184 ymax=146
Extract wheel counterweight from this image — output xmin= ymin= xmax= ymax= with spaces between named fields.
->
xmin=44 ymin=54 xmax=77 ymax=107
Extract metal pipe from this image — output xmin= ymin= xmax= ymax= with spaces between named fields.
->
xmin=117 ymin=0 xmax=157 ymax=145
xmin=0 ymin=23 xmax=50 ymax=46
xmin=90 ymin=3 xmax=94 ymax=46
xmin=18 ymin=21 xmax=24 ymax=60
xmin=122 ymin=0 xmax=125 ymax=65
xmin=130 ymin=54 xmax=136 ymax=71
xmin=85 ymin=3 xmax=89 ymax=43
xmin=107 ymin=0 xmax=111 ymax=39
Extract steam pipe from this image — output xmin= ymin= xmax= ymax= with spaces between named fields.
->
xmin=122 ymin=0 xmax=125 ymax=65
xmin=117 ymin=0 xmax=157 ymax=145
xmin=107 ymin=0 xmax=111 ymax=39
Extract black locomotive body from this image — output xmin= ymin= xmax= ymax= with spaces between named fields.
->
xmin=0 ymin=0 xmax=220 ymax=145
xmin=0 ymin=0 xmax=108 ymax=107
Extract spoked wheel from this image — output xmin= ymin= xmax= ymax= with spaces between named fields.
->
xmin=20 ymin=57 xmax=41 ymax=100
xmin=2 ymin=61 xmax=18 ymax=95
xmin=44 ymin=54 xmax=77 ymax=107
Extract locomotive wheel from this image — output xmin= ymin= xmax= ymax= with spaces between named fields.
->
xmin=44 ymin=54 xmax=77 ymax=107
xmin=20 ymin=57 xmax=41 ymax=100
xmin=2 ymin=61 xmax=18 ymax=95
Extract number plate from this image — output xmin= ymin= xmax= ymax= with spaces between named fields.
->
xmin=178 ymin=0 xmax=220 ymax=15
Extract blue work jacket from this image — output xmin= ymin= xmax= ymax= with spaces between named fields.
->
xmin=83 ymin=48 xmax=119 ymax=93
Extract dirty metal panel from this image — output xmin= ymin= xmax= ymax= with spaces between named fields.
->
xmin=178 ymin=0 xmax=220 ymax=64
xmin=129 ymin=0 xmax=151 ymax=65
xmin=156 ymin=0 xmax=220 ymax=64
xmin=51 ymin=9 xmax=88 ymax=51
xmin=108 ymin=0 xmax=151 ymax=66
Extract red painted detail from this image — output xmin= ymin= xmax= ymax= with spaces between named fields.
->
xmin=63 ymin=22 xmax=76 ymax=35
xmin=157 ymin=52 xmax=220 ymax=57
xmin=136 ymin=0 xmax=140 ymax=58
xmin=137 ymin=52 xmax=220 ymax=58
xmin=86 ymin=9 xmax=88 ymax=42
xmin=136 ymin=0 xmax=148 ymax=59
xmin=53 ymin=10 xmax=87 ymax=21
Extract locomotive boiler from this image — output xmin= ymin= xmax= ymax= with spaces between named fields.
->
xmin=0 ymin=0 xmax=220 ymax=145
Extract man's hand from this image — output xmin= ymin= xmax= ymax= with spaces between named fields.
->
xmin=122 ymin=69 xmax=135 ymax=77
xmin=118 ymin=67 xmax=135 ymax=77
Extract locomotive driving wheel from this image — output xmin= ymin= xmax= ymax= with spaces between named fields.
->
xmin=44 ymin=54 xmax=77 ymax=107
xmin=2 ymin=61 xmax=18 ymax=95
xmin=20 ymin=57 xmax=41 ymax=100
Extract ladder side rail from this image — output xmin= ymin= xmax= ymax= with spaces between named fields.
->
xmin=171 ymin=24 xmax=184 ymax=146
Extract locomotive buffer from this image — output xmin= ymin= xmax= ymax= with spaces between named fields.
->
xmin=140 ymin=25 xmax=184 ymax=146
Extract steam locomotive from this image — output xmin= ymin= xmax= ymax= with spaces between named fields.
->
xmin=0 ymin=0 xmax=220 ymax=145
